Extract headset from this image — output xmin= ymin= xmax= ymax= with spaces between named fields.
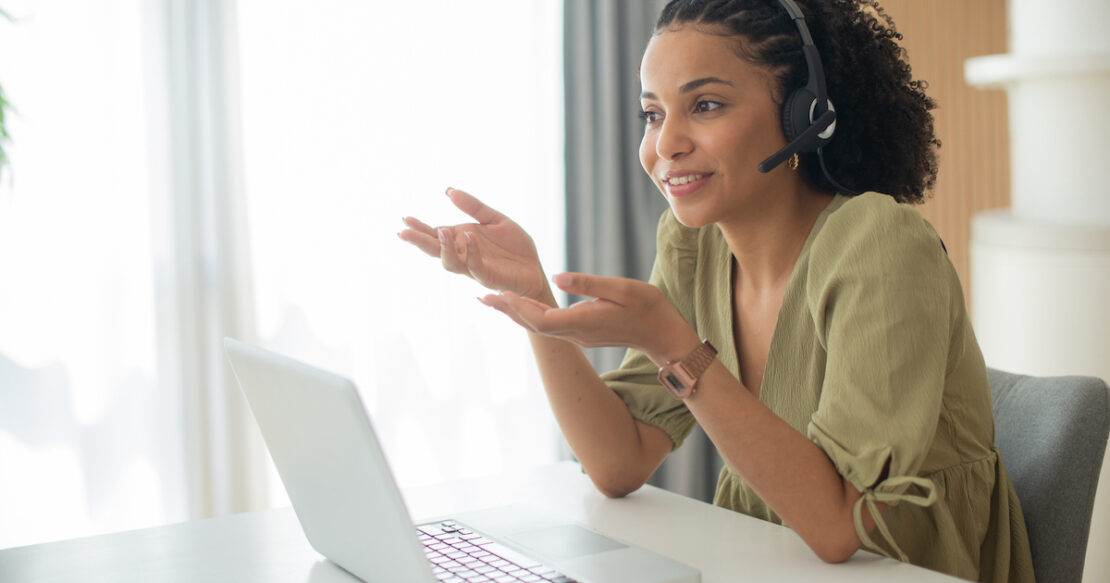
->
xmin=759 ymin=0 xmax=860 ymax=196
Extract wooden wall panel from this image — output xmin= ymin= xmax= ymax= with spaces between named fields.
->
xmin=877 ymin=0 xmax=1010 ymax=312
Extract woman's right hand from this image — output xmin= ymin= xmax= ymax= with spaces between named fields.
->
xmin=398 ymin=187 xmax=553 ymax=302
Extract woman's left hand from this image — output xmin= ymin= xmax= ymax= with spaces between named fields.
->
xmin=479 ymin=272 xmax=697 ymax=364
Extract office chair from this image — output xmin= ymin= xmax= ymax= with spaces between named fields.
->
xmin=987 ymin=367 xmax=1110 ymax=583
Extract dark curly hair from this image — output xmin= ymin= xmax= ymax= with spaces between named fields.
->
xmin=655 ymin=0 xmax=939 ymax=204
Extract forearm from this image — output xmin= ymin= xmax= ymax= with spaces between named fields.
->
xmin=528 ymin=330 xmax=667 ymax=496
xmin=678 ymin=360 xmax=872 ymax=562
xmin=523 ymin=288 xmax=665 ymax=495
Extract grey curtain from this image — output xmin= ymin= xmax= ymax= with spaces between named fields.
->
xmin=563 ymin=0 xmax=725 ymax=502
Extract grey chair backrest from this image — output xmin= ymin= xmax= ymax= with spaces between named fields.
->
xmin=987 ymin=367 xmax=1110 ymax=583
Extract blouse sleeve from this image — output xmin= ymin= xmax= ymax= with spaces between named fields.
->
xmin=602 ymin=209 xmax=700 ymax=451
xmin=804 ymin=194 xmax=950 ymax=560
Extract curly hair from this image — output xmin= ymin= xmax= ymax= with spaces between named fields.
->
xmin=655 ymin=0 xmax=940 ymax=204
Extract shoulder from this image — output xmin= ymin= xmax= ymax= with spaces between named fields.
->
xmin=809 ymin=192 xmax=946 ymax=276
xmin=803 ymin=193 xmax=964 ymax=369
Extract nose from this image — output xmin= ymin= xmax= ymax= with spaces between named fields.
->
xmin=655 ymin=115 xmax=694 ymax=160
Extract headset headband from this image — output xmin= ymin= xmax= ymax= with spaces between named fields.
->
xmin=777 ymin=0 xmax=828 ymax=109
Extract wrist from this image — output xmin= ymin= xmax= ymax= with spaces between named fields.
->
xmin=656 ymin=339 xmax=718 ymax=400
xmin=514 ymin=265 xmax=554 ymax=304
xmin=522 ymin=279 xmax=557 ymax=306
xmin=645 ymin=324 xmax=703 ymax=368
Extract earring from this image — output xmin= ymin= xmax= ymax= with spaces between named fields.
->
xmin=788 ymin=153 xmax=799 ymax=171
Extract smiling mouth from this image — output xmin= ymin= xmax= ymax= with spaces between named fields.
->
xmin=665 ymin=173 xmax=709 ymax=186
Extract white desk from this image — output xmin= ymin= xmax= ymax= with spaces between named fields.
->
xmin=0 ymin=462 xmax=959 ymax=582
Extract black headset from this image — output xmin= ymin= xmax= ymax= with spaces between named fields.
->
xmin=759 ymin=0 xmax=860 ymax=196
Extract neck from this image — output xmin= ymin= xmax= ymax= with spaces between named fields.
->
xmin=717 ymin=180 xmax=834 ymax=292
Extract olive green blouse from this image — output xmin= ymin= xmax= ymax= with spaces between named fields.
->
xmin=602 ymin=193 xmax=1034 ymax=582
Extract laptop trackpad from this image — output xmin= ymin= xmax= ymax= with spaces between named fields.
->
xmin=507 ymin=525 xmax=627 ymax=560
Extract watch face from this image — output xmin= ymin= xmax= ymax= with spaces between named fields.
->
xmin=658 ymin=363 xmax=696 ymax=399
xmin=662 ymin=372 xmax=688 ymax=393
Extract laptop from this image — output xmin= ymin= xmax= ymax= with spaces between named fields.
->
xmin=223 ymin=338 xmax=700 ymax=583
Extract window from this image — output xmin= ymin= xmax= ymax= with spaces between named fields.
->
xmin=236 ymin=0 xmax=566 ymax=497
xmin=0 ymin=0 xmax=564 ymax=548
xmin=0 ymin=0 xmax=188 ymax=548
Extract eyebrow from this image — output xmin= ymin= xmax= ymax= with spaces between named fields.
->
xmin=640 ymin=76 xmax=735 ymax=100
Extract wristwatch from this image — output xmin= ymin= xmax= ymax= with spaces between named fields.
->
xmin=657 ymin=340 xmax=718 ymax=400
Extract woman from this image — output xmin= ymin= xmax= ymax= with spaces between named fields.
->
xmin=399 ymin=1 xmax=1033 ymax=580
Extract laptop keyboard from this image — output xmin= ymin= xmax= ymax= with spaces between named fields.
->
xmin=418 ymin=521 xmax=579 ymax=583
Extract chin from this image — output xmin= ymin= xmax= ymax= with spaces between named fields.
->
xmin=667 ymin=201 xmax=717 ymax=229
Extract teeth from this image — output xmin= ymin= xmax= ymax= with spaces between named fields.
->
xmin=667 ymin=174 xmax=705 ymax=186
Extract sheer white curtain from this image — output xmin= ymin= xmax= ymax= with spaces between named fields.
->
xmin=0 ymin=0 xmax=563 ymax=549
xmin=0 ymin=0 xmax=188 ymax=548
xmin=235 ymin=0 xmax=566 ymax=498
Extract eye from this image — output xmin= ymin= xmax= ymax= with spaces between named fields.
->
xmin=694 ymin=100 xmax=723 ymax=113
xmin=638 ymin=109 xmax=661 ymax=124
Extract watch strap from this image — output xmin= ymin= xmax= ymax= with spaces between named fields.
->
xmin=681 ymin=340 xmax=718 ymax=380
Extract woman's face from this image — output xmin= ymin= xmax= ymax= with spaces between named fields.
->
xmin=638 ymin=25 xmax=789 ymax=228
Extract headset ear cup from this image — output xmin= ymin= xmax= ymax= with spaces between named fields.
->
xmin=781 ymin=88 xmax=815 ymax=147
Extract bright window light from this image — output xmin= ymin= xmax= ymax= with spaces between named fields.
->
xmin=235 ymin=0 xmax=566 ymax=502
xmin=0 ymin=0 xmax=564 ymax=550
xmin=0 ymin=0 xmax=186 ymax=548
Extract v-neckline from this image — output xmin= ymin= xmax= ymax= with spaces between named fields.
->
xmin=717 ymin=195 xmax=845 ymax=402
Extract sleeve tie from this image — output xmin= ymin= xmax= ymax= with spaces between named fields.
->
xmin=852 ymin=475 xmax=938 ymax=562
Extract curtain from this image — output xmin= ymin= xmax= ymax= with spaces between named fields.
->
xmin=145 ymin=0 xmax=268 ymax=518
xmin=0 ymin=0 xmax=202 ymax=547
xmin=564 ymin=0 xmax=667 ymax=373
xmin=563 ymin=0 xmax=724 ymax=502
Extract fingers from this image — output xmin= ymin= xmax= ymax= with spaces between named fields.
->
xmin=446 ymin=187 xmax=505 ymax=225
xmin=402 ymin=215 xmax=435 ymax=236
xmin=439 ymin=227 xmax=469 ymax=275
xmin=480 ymin=292 xmax=561 ymax=334
xmin=401 ymin=215 xmax=485 ymax=283
xmin=492 ymin=292 xmax=603 ymax=337
xmin=463 ymin=231 xmax=487 ymax=281
xmin=477 ymin=293 xmax=534 ymax=331
xmin=398 ymin=217 xmax=440 ymax=257
xmin=503 ymin=292 xmax=560 ymax=327
xmin=552 ymin=272 xmax=634 ymax=304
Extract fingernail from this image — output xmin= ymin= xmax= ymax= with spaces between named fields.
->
xmin=553 ymin=273 xmax=571 ymax=287
xmin=445 ymin=187 xmax=454 ymax=196
xmin=437 ymin=229 xmax=446 ymax=243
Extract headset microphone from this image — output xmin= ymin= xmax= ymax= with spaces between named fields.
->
xmin=757 ymin=109 xmax=835 ymax=173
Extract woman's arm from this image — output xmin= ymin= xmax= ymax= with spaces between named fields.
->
xmin=524 ymin=311 xmax=672 ymax=497
xmin=673 ymin=345 xmax=878 ymax=563
xmin=489 ymin=274 xmax=880 ymax=563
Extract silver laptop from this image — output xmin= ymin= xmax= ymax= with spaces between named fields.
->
xmin=223 ymin=338 xmax=700 ymax=583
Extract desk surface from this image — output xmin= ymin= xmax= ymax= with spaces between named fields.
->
xmin=0 ymin=462 xmax=959 ymax=582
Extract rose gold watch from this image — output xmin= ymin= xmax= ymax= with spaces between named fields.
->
xmin=657 ymin=340 xmax=718 ymax=400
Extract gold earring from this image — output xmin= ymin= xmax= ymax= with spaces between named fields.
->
xmin=788 ymin=153 xmax=799 ymax=171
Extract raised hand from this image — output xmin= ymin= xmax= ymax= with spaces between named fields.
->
xmin=399 ymin=188 xmax=552 ymax=302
